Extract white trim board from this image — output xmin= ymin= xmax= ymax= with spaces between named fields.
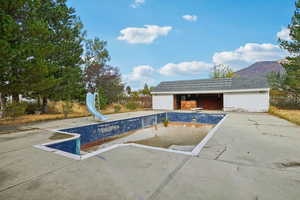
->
xmin=151 ymin=88 xmax=270 ymax=95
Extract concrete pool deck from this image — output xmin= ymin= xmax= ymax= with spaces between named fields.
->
xmin=0 ymin=111 xmax=300 ymax=199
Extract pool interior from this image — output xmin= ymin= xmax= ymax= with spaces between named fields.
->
xmin=82 ymin=122 xmax=214 ymax=153
xmin=45 ymin=112 xmax=225 ymax=156
xmin=129 ymin=122 xmax=214 ymax=149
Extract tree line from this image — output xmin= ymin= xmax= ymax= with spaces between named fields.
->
xmin=0 ymin=0 xmax=124 ymax=113
xmin=269 ymin=0 xmax=300 ymax=108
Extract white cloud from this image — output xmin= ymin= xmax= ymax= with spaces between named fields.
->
xmin=159 ymin=61 xmax=212 ymax=76
xmin=213 ymin=43 xmax=289 ymax=69
xmin=182 ymin=15 xmax=198 ymax=22
xmin=277 ymin=27 xmax=292 ymax=41
xmin=123 ymin=65 xmax=156 ymax=89
xmin=126 ymin=65 xmax=154 ymax=81
xmin=125 ymin=42 xmax=289 ymax=82
xmin=117 ymin=25 xmax=172 ymax=44
xmin=131 ymin=0 xmax=145 ymax=8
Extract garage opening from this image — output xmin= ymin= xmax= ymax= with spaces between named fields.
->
xmin=174 ymin=94 xmax=223 ymax=110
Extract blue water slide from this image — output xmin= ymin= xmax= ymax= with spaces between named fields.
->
xmin=86 ymin=92 xmax=108 ymax=121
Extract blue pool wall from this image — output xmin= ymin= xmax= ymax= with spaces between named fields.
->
xmin=46 ymin=112 xmax=225 ymax=155
xmin=47 ymin=137 xmax=80 ymax=155
xmin=167 ymin=112 xmax=224 ymax=124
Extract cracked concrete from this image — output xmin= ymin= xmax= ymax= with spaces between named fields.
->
xmin=0 ymin=111 xmax=299 ymax=199
xmin=214 ymin=146 xmax=227 ymax=160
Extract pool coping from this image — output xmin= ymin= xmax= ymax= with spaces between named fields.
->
xmin=34 ymin=112 xmax=228 ymax=160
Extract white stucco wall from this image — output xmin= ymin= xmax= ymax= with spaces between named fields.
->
xmin=152 ymin=95 xmax=174 ymax=110
xmin=223 ymin=91 xmax=269 ymax=112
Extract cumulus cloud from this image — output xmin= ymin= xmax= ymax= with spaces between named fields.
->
xmin=117 ymin=25 xmax=172 ymax=44
xmin=277 ymin=27 xmax=292 ymax=41
xmin=123 ymin=65 xmax=156 ymax=89
xmin=182 ymin=15 xmax=198 ymax=22
xmin=159 ymin=61 xmax=212 ymax=76
xmin=212 ymin=43 xmax=289 ymax=69
xmin=131 ymin=0 xmax=145 ymax=8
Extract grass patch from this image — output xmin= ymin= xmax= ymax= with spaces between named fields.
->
xmin=101 ymin=104 xmax=148 ymax=115
xmin=48 ymin=101 xmax=88 ymax=114
xmin=0 ymin=102 xmax=148 ymax=126
xmin=269 ymin=106 xmax=300 ymax=126
xmin=0 ymin=101 xmax=90 ymax=126
xmin=0 ymin=113 xmax=89 ymax=126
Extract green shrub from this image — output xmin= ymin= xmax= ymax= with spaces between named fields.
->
xmin=97 ymin=88 xmax=108 ymax=110
xmin=114 ymin=105 xmax=121 ymax=113
xmin=4 ymin=103 xmax=28 ymax=119
xmin=126 ymin=102 xmax=138 ymax=110
xmin=25 ymin=103 xmax=41 ymax=114
xmin=163 ymin=119 xmax=169 ymax=127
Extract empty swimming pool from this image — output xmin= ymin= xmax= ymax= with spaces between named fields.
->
xmin=35 ymin=112 xmax=226 ymax=160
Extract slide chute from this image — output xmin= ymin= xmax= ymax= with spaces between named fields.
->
xmin=86 ymin=92 xmax=108 ymax=121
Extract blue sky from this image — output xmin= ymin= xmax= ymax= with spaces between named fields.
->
xmin=68 ymin=0 xmax=295 ymax=89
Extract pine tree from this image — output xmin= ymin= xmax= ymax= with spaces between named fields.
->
xmin=0 ymin=0 xmax=47 ymax=102
xmin=0 ymin=0 xmax=85 ymax=111
xmin=142 ymin=83 xmax=151 ymax=96
xmin=276 ymin=1 xmax=300 ymax=99
xmin=33 ymin=0 xmax=85 ymax=112
xmin=126 ymin=86 xmax=132 ymax=95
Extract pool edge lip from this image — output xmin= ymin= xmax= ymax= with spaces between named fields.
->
xmin=34 ymin=144 xmax=82 ymax=160
xmin=191 ymin=114 xmax=228 ymax=156
xmin=34 ymin=130 xmax=82 ymax=160
xmin=33 ymin=112 xmax=228 ymax=160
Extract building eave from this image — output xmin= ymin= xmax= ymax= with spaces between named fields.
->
xmin=151 ymin=88 xmax=270 ymax=95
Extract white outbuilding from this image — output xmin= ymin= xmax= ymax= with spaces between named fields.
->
xmin=151 ymin=77 xmax=270 ymax=112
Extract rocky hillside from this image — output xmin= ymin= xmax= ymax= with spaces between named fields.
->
xmin=235 ymin=61 xmax=285 ymax=77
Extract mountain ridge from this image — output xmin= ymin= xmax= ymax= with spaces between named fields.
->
xmin=235 ymin=61 xmax=285 ymax=77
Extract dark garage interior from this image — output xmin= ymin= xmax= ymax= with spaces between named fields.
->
xmin=174 ymin=94 xmax=223 ymax=110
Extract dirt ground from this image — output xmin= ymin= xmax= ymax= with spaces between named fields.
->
xmin=130 ymin=122 xmax=214 ymax=148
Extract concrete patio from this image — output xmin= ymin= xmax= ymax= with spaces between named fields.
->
xmin=0 ymin=111 xmax=300 ymax=200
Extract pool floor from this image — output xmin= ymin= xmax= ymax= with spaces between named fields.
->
xmin=82 ymin=122 xmax=214 ymax=153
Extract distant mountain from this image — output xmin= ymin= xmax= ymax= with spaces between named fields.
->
xmin=235 ymin=61 xmax=285 ymax=78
